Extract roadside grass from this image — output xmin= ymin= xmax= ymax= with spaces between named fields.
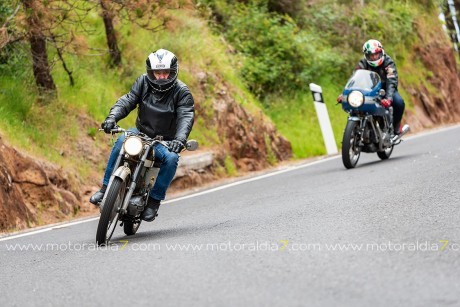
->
xmin=263 ymin=81 xmax=347 ymax=158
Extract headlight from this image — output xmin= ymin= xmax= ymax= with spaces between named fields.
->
xmin=124 ymin=136 xmax=143 ymax=156
xmin=348 ymin=91 xmax=364 ymax=108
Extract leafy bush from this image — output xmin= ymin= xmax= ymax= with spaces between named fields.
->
xmin=225 ymin=3 xmax=309 ymax=96
xmin=199 ymin=0 xmax=352 ymax=98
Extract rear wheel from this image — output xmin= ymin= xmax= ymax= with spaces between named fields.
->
xmin=96 ymin=177 xmax=126 ymax=246
xmin=342 ymin=121 xmax=361 ymax=169
xmin=377 ymin=145 xmax=394 ymax=160
xmin=123 ymin=220 xmax=141 ymax=236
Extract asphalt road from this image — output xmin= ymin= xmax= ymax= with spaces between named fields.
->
xmin=1 ymin=125 xmax=459 ymax=307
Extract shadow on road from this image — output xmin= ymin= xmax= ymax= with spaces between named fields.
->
xmin=110 ymin=220 xmax=235 ymax=244
xmin=306 ymin=152 xmax=423 ymax=177
xmin=352 ymin=152 xmax=423 ymax=169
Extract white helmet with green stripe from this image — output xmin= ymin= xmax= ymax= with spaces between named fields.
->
xmin=363 ymin=39 xmax=385 ymax=67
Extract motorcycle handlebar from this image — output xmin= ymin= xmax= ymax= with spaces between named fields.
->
xmin=98 ymin=127 xmax=199 ymax=152
xmin=98 ymin=127 xmax=125 ymax=133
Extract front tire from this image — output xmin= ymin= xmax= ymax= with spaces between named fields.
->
xmin=342 ymin=121 xmax=361 ymax=169
xmin=123 ymin=220 xmax=141 ymax=236
xmin=96 ymin=177 xmax=126 ymax=246
xmin=377 ymin=145 xmax=394 ymax=160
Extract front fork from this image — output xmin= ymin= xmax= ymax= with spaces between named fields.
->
xmin=349 ymin=115 xmax=382 ymax=145
xmin=119 ymin=144 xmax=152 ymax=215
xmin=100 ymin=145 xmax=127 ymax=212
xmin=348 ymin=116 xmax=366 ymax=146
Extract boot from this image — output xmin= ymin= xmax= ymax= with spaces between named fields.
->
xmin=141 ymin=198 xmax=161 ymax=222
xmin=89 ymin=185 xmax=107 ymax=206
xmin=394 ymin=123 xmax=401 ymax=135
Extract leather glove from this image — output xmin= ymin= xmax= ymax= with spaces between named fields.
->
xmin=169 ymin=139 xmax=185 ymax=154
xmin=101 ymin=117 xmax=116 ymax=134
xmin=381 ymin=98 xmax=392 ymax=108
xmin=336 ymin=94 xmax=343 ymax=104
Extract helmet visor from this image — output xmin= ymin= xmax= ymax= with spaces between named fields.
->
xmin=147 ymin=69 xmax=172 ymax=80
xmin=365 ymin=51 xmax=383 ymax=62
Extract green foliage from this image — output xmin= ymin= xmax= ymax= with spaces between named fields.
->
xmin=0 ymin=0 xmax=13 ymax=20
xmin=226 ymin=4 xmax=307 ymax=95
xmin=224 ymin=154 xmax=238 ymax=176
xmin=0 ymin=42 xmax=34 ymax=121
xmin=0 ymin=0 xmax=451 ymax=171
xmin=264 ymin=134 xmax=277 ymax=165
xmin=87 ymin=127 xmax=97 ymax=138
xmin=199 ymin=0 xmax=352 ymax=98
xmin=266 ymin=0 xmax=306 ymax=17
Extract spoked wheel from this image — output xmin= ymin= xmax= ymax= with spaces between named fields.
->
xmin=96 ymin=177 xmax=126 ymax=246
xmin=123 ymin=219 xmax=141 ymax=236
xmin=342 ymin=121 xmax=361 ymax=169
xmin=377 ymin=145 xmax=394 ymax=160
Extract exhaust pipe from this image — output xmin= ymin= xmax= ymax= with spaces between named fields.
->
xmin=392 ymin=124 xmax=410 ymax=144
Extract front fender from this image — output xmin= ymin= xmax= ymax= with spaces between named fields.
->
xmin=100 ymin=166 xmax=130 ymax=212
xmin=113 ymin=166 xmax=131 ymax=181
xmin=348 ymin=116 xmax=361 ymax=122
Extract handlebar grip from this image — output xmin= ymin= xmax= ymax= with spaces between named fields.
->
xmin=98 ymin=127 xmax=125 ymax=133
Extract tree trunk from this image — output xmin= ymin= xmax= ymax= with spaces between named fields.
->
xmin=453 ymin=0 xmax=460 ymax=52
xmin=29 ymin=34 xmax=56 ymax=92
xmin=22 ymin=0 xmax=56 ymax=93
xmin=453 ymin=0 xmax=460 ymax=16
xmin=444 ymin=0 xmax=460 ymax=54
xmin=100 ymin=0 xmax=121 ymax=67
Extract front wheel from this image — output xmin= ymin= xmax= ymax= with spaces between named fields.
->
xmin=96 ymin=177 xmax=126 ymax=246
xmin=342 ymin=121 xmax=361 ymax=169
xmin=377 ymin=145 xmax=394 ymax=160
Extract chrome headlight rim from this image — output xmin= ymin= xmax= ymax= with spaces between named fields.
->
xmin=123 ymin=136 xmax=143 ymax=156
xmin=348 ymin=90 xmax=364 ymax=108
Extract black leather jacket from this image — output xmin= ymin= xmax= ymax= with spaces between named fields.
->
xmin=107 ymin=75 xmax=195 ymax=143
xmin=356 ymin=54 xmax=399 ymax=100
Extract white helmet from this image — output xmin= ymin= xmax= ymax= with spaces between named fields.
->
xmin=146 ymin=49 xmax=178 ymax=92
xmin=362 ymin=39 xmax=385 ymax=67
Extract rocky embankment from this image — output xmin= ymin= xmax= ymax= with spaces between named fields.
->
xmin=403 ymin=28 xmax=460 ymax=130
xmin=0 ymin=135 xmax=92 ymax=231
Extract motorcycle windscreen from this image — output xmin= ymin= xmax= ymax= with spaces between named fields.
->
xmin=344 ymin=70 xmax=381 ymax=92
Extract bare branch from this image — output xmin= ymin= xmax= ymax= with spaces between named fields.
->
xmin=2 ymin=3 xmax=21 ymax=28
xmin=50 ymin=34 xmax=74 ymax=86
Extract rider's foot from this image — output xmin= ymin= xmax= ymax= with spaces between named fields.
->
xmin=89 ymin=185 xmax=107 ymax=206
xmin=141 ymin=198 xmax=161 ymax=222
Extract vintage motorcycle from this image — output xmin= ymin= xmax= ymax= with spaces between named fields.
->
xmin=339 ymin=70 xmax=409 ymax=169
xmin=96 ymin=127 xmax=198 ymax=245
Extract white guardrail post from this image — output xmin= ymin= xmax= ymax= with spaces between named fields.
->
xmin=309 ymin=83 xmax=338 ymax=155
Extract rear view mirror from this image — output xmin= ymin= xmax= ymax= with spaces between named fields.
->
xmin=186 ymin=140 xmax=199 ymax=151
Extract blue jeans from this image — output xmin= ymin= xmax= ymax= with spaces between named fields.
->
xmin=392 ymin=91 xmax=405 ymax=130
xmin=102 ymin=128 xmax=179 ymax=201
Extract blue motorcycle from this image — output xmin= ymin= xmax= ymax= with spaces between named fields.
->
xmin=340 ymin=70 xmax=409 ymax=169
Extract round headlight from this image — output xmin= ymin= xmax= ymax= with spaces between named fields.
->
xmin=124 ymin=136 xmax=143 ymax=156
xmin=348 ymin=91 xmax=364 ymax=108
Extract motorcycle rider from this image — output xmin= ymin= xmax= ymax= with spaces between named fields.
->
xmin=338 ymin=39 xmax=405 ymax=134
xmin=90 ymin=48 xmax=195 ymax=222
